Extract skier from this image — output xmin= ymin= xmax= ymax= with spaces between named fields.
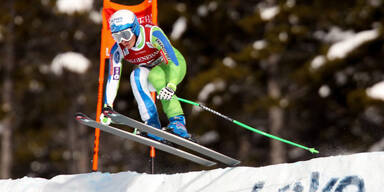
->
xmin=99 ymin=9 xmax=191 ymax=142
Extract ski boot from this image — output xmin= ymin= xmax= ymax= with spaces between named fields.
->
xmin=165 ymin=115 xmax=192 ymax=140
xmin=143 ymin=116 xmax=164 ymax=142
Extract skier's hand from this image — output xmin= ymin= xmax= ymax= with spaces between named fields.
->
xmin=157 ymin=83 xmax=176 ymax=100
xmin=100 ymin=112 xmax=111 ymax=125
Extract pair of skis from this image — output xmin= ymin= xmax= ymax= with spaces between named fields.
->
xmin=75 ymin=108 xmax=240 ymax=167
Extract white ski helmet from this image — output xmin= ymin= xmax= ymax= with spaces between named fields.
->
xmin=109 ymin=9 xmax=140 ymax=36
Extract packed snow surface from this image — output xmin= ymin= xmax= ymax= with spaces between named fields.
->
xmin=1 ymin=152 xmax=383 ymax=192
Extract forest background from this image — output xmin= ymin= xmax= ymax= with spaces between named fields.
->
xmin=0 ymin=0 xmax=384 ymax=179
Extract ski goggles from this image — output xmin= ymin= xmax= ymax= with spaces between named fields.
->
xmin=111 ymin=28 xmax=134 ymax=43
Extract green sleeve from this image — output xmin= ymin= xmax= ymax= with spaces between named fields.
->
xmin=150 ymin=26 xmax=181 ymax=90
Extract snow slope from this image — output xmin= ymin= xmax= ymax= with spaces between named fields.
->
xmin=1 ymin=152 xmax=383 ymax=192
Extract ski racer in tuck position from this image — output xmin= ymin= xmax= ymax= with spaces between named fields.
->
xmin=100 ymin=9 xmax=191 ymax=142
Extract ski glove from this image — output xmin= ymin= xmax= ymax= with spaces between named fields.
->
xmin=157 ymin=83 xmax=176 ymax=100
xmin=100 ymin=113 xmax=112 ymax=125
xmin=100 ymin=105 xmax=112 ymax=125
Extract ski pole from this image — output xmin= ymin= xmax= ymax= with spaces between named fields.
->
xmin=177 ymin=97 xmax=319 ymax=154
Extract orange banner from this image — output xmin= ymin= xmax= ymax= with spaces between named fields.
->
xmin=100 ymin=0 xmax=158 ymax=59
xmin=94 ymin=0 xmax=158 ymax=172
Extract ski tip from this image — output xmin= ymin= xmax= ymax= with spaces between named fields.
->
xmin=74 ymin=112 xmax=83 ymax=118
xmin=207 ymin=162 xmax=218 ymax=167
xmin=229 ymin=160 xmax=241 ymax=166
xmin=74 ymin=112 xmax=88 ymax=121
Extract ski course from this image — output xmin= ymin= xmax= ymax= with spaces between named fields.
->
xmin=0 ymin=152 xmax=383 ymax=192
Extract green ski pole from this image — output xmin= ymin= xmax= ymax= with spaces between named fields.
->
xmin=177 ymin=97 xmax=319 ymax=154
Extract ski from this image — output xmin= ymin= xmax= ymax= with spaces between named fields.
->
xmin=75 ymin=113 xmax=216 ymax=167
xmin=102 ymin=108 xmax=241 ymax=166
